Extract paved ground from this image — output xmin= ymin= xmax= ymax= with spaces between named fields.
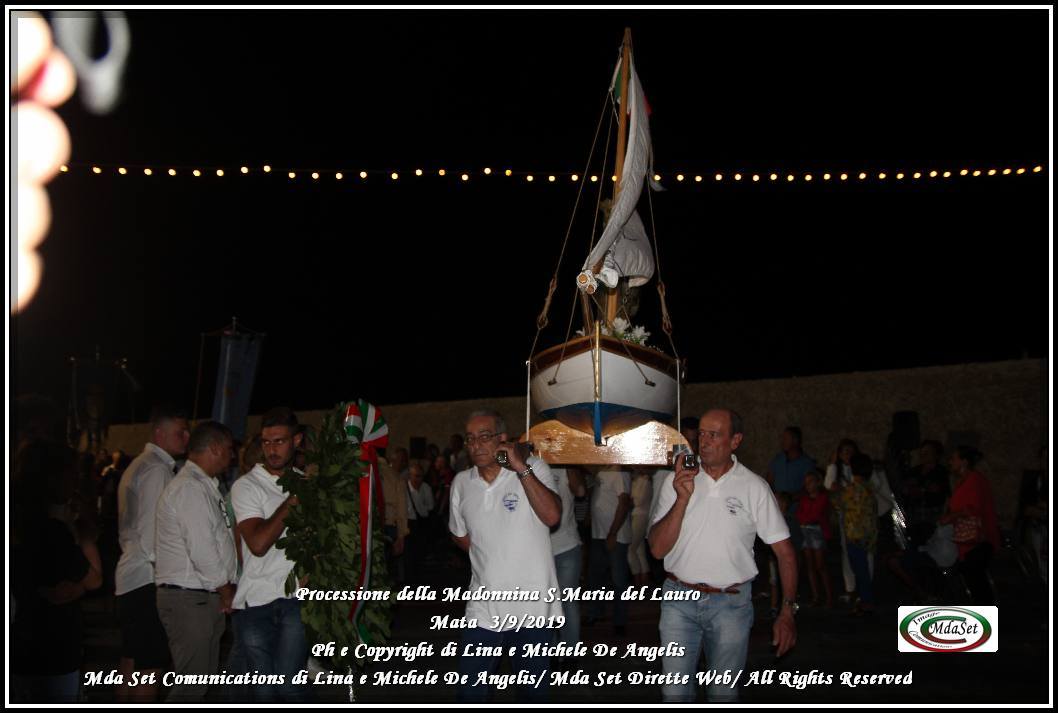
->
xmin=78 ymin=538 xmax=1049 ymax=705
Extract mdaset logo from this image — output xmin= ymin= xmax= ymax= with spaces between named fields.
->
xmin=898 ymin=606 xmax=998 ymax=652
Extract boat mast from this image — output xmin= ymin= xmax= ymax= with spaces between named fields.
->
xmin=596 ymin=27 xmax=632 ymax=330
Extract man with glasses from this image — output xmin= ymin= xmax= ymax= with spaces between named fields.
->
xmin=231 ymin=407 xmax=310 ymax=702
xmin=154 ymin=421 xmax=238 ymax=702
xmin=448 ymin=410 xmax=563 ymax=703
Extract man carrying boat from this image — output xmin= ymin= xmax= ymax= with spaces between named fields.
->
xmin=448 ymin=409 xmax=563 ymax=702
xmin=649 ymin=409 xmax=798 ymax=702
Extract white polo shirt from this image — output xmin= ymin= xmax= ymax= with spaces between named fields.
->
xmin=550 ymin=468 xmax=582 ymax=556
xmin=648 ymin=469 xmax=675 ymax=525
xmin=591 ymin=470 xmax=633 ymax=543
xmin=449 ymin=456 xmax=563 ymax=629
xmin=231 ymin=464 xmax=297 ymax=609
xmin=650 ymin=455 xmax=789 ymax=587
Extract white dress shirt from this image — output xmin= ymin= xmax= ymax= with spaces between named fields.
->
xmin=155 ymin=460 xmax=237 ymax=591
xmin=115 ymin=442 xmax=176 ymax=595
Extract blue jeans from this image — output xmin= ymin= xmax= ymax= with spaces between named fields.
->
xmin=553 ymin=545 xmax=581 ymax=648
xmin=658 ymin=579 xmax=753 ymax=703
xmin=587 ymin=539 xmax=630 ymax=626
xmin=847 ymin=543 xmax=875 ymax=605
xmin=234 ymin=598 xmax=310 ymax=702
xmin=456 ymin=626 xmax=552 ymax=703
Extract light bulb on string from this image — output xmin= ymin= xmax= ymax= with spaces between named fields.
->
xmin=240 ymin=166 xmax=249 ymax=174
xmin=461 ymin=173 xmax=469 ymax=181
xmin=943 ymin=171 xmax=951 ymax=178
xmin=484 ymin=167 xmax=492 ymax=175
xmin=696 ymin=175 xmax=704 ymax=182
xmin=823 ymin=173 xmax=831 ymax=181
xmin=360 ymin=171 xmax=368 ymax=179
xmin=168 ymin=169 xmax=176 ymax=176
xmin=590 ymin=175 xmax=598 ymax=182
xmin=505 ymin=169 xmax=512 ymax=177
xmin=193 ymin=169 xmax=202 ymax=177
xmin=60 ymin=165 xmax=69 ymax=172
xmin=336 ymin=172 xmax=343 ymax=180
xmin=216 ymin=169 xmax=224 ymax=177
xmin=415 ymin=169 xmax=423 ymax=176
xmin=311 ymin=172 xmax=319 ymax=180
xmin=804 ymin=174 xmax=812 ymax=181
xmin=527 ymin=175 xmax=534 ymax=182
xmin=118 ymin=167 xmax=127 ymax=175
xmin=840 ymin=173 xmax=848 ymax=181
xmin=733 ymin=173 xmax=741 ymax=181
xmin=677 ymin=174 xmax=685 ymax=182
xmin=92 ymin=166 xmax=101 ymax=174
xmin=548 ymin=175 xmax=556 ymax=182
xmin=1016 ymin=168 xmax=1026 ymax=174
xmin=288 ymin=172 xmax=295 ymax=179
xmin=751 ymin=175 xmax=759 ymax=182
xmin=437 ymin=169 xmax=445 ymax=177
xmin=145 ymin=168 xmax=153 ymax=176
xmin=770 ymin=173 xmax=778 ymax=181
xmin=263 ymin=165 xmax=271 ymax=173
xmin=571 ymin=174 xmax=579 ymax=181
xmin=716 ymin=174 xmax=723 ymax=181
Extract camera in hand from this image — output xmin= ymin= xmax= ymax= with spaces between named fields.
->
xmin=682 ymin=454 xmax=698 ymax=470
xmin=495 ymin=441 xmax=534 ymax=468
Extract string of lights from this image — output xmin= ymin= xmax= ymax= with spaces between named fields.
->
xmin=58 ymin=163 xmax=1045 ymax=184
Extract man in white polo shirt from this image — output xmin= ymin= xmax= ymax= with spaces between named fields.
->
xmin=449 ymin=409 xmax=563 ymax=703
xmin=649 ymin=409 xmax=798 ymax=703
xmin=231 ymin=407 xmax=309 ymax=702
xmin=114 ymin=405 xmax=189 ymax=702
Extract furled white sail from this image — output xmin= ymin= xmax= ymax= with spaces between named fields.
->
xmin=579 ymin=57 xmax=656 ymax=291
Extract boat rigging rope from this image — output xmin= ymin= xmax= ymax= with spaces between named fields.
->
xmin=645 ymin=173 xmax=683 ymax=427
xmin=528 ymin=90 xmax=613 ymax=360
xmin=618 ymin=303 xmax=657 ymax=387
xmin=646 ymin=183 xmax=680 ymax=361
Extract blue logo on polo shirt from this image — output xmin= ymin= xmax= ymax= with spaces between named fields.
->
xmin=726 ymin=497 xmax=745 ymax=515
xmin=502 ymin=492 xmax=520 ymax=512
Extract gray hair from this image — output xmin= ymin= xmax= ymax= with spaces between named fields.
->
xmin=188 ymin=420 xmax=233 ymax=454
xmin=467 ymin=409 xmax=507 ymax=435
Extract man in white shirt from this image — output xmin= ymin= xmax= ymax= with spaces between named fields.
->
xmin=113 ymin=406 xmax=189 ymax=702
xmin=449 ymin=410 xmax=563 ymax=703
xmin=155 ymin=421 xmax=237 ymax=702
xmin=231 ymin=407 xmax=309 ymax=702
xmin=649 ymin=409 xmax=798 ymax=703
xmin=585 ymin=469 xmax=633 ymax=635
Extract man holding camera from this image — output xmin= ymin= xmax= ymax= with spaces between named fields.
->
xmin=448 ymin=409 xmax=563 ymax=703
xmin=649 ymin=409 xmax=798 ymax=703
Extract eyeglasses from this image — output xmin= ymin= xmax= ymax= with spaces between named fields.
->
xmin=218 ymin=498 xmax=233 ymax=528
xmin=464 ymin=432 xmax=500 ymax=445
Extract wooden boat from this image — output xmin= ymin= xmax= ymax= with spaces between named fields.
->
xmin=525 ymin=29 xmax=686 ymax=465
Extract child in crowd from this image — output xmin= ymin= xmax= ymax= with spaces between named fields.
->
xmin=832 ymin=454 xmax=878 ymax=615
xmin=796 ymin=469 xmax=833 ymax=607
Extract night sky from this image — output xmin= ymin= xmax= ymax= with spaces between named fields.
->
xmin=12 ymin=9 xmax=1050 ymax=425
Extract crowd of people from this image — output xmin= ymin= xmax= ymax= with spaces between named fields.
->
xmin=10 ymin=395 xmax=1035 ymax=703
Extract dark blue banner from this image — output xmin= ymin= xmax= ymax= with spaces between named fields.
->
xmin=211 ymin=334 xmax=262 ymax=441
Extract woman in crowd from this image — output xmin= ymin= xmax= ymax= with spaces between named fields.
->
xmin=940 ymin=445 xmax=1001 ymax=604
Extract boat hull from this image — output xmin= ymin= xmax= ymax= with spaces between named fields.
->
xmin=530 ymin=336 xmax=678 ymax=440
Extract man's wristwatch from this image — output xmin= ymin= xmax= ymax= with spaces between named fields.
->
xmin=782 ymin=598 xmax=799 ymax=615
xmin=517 ymin=465 xmax=535 ymax=480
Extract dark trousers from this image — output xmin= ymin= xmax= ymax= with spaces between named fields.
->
xmin=847 ymin=543 xmax=875 ymax=605
xmin=587 ymin=539 xmax=630 ymax=626
xmin=960 ymin=542 xmax=995 ymax=604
